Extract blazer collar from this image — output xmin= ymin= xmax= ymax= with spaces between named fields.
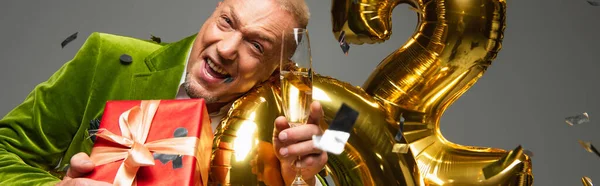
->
xmin=144 ymin=33 xmax=197 ymax=72
xmin=128 ymin=33 xmax=197 ymax=100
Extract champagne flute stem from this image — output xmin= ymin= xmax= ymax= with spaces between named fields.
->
xmin=296 ymin=156 xmax=302 ymax=177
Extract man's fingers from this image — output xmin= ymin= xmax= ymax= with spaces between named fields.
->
xmin=307 ymin=101 xmax=323 ymax=125
xmin=57 ymin=178 xmax=112 ymax=186
xmin=279 ymin=140 xmax=322 ymax=158
xmin=273 ymin=116 xmax=289 ymax=155
xmin=274 ymin=116 xmax=289 ymax=136
xmin=277 ymin=124 xmax=321 ymax=143
xmin=301 ymin=152 xmax=328 ymax=168
xmin=66 ymin=152 xmax=95 ymax=178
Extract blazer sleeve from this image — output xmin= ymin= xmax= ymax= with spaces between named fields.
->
xmin=0 ymin=32 xmax=102 ymax=186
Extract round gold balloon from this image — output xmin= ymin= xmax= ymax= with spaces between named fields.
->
xmin=209 ymin=0 xmax=533 ymax=185
xmin=209 ymin=77 xmax=419 ymax=185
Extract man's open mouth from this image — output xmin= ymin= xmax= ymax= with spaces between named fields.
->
xmin=205 ymin=57 xmax=231 ymax=79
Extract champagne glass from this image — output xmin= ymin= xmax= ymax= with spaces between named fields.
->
xmin=280 ymin=28 xmax=312 ymax=186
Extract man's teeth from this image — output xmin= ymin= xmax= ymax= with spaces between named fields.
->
xmin=206 ymin=58 xmax=229 ymax=76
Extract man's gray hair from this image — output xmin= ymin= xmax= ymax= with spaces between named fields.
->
xmin=276 ymin=0 xmax=310 ymax=28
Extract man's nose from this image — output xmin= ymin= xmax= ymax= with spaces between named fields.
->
xmin=217 ymin=32 xmax=242 ymax=61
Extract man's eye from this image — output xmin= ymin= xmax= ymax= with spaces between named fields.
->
xmin=251 ymin=42 xmax=264 ymax=53
xmin=223 ymin=16 xmax=232 ymax=25
xmin=219 ymin=16 xmax=233 ymax=28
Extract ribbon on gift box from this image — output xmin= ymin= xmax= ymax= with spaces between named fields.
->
xmin=89 ymin=100 xmax=200 ymax=186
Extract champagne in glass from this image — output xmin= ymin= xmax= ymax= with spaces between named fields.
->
xmin=280 ymin=28 xmax=312 ymax=186
xmin=280 ymin=67 xmax=312 ymax=126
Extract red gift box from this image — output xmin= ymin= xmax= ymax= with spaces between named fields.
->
xmin=85 ymin=99 xmax=213 ymax=186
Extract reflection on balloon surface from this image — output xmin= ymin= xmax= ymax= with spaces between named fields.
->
xmin=208 ymin=0 xmax=533 ymax=185
xmin=334 ymin=0 xmax=533 ymax=185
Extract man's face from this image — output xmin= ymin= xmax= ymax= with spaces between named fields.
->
xmin=185 ymin=0 xmax=296 ymax=104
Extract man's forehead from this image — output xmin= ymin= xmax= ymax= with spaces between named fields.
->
xmin=224 ymin=0 xmax=294 ymax=41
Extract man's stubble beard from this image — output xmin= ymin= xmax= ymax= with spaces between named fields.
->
xmin=182 ymin=72 xmax=220 ymax=103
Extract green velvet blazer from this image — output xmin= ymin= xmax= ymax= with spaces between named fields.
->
xmin=0 ymin=32 xmax=328 ymax=186
xmin=0 ymin=32 xmax=196 ymax=185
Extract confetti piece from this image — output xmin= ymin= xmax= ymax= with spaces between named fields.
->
xmin=482 ymin=145 xmax=523 ymax=179
xmin=394 ymin=115 xmax=405 ymax=142
xmin=578 ymin=140 xmax=600 ymax=158
xmin=338 ymin=31 xmax=350 ymax=55
xmin=399 ymin=114 xmax=405 ymax=131
xmin=328 ymin=104 xmax=359 ymax=133
xmin=582 ymin=176 xmax=593 ymax=186
xmin=61 ymin=32 xmax=78 ymax=48
xmin=587 ymin=1 xmax=600 ymax=6
xmin=565 ymin=112 xmax=590 ymax=126
xmin=153 ymin=128 xmax=187 ymax=169
xmin=392 ymin=143 xmax=409 ymax=153
xmin=313 ymin=104 xmax=359 ymax=155
xmin=150 ymin=34 xmax=162 ymax=43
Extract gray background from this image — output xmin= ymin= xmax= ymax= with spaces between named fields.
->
xmin=1 ymin=0 xmax=599 ymax=185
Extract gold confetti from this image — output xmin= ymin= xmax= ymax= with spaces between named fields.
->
xmin=392 ymin=143 xmax=409 ymax=153
xmin=582 ymin=176 xmax=593 ymax=186
xmin=578 ymin=140 xmax=600 ymax=158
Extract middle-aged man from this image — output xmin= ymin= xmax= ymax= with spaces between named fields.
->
xmin=0 ymin=0 xmax=328 ymax=185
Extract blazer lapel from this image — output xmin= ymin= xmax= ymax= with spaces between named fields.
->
xmin=129 ymin=33 xmax=197 ymax=100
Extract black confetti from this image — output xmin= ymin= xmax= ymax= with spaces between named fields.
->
xmin=153 ymin=153 xmax=179 ymax=165
xmin=150 ymin=34 xmax=162 ymax=43
xmin=88 ymin=118 xmax=101 ymax=142
xmin=338 ymin=31 xmax=350 ymax=55
xmin=153 ymin=128 xmax=188 ymax=169
xmin=89 ymin=118 xmax=100 ymax=130
xmin=172 ymin=155 xmax=183 ymax=169
xmin=587 ymin=1 xmax=600 ymax=6
xmin=394 ymin=115 xmax=405 ymax=142
xmin=174 ymin=127 xmax=188 ymax=137
xmin=61 ymin=32 xmax=78 ymax=48
xmin=328 ymin=103 xmax=359 ymax=133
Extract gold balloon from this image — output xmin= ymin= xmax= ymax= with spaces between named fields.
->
xmin=209 ymin=0 xmax=533 ymax=185
xmin=311 ymin=75 xmax=420 ymax=185
xmin=209 ymin=76 xmax=420 ymax=185
xmin=335 ymin=0 xmax=533 ymax=185
xmin=209 ymin=81 xmax=286 ymax=185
